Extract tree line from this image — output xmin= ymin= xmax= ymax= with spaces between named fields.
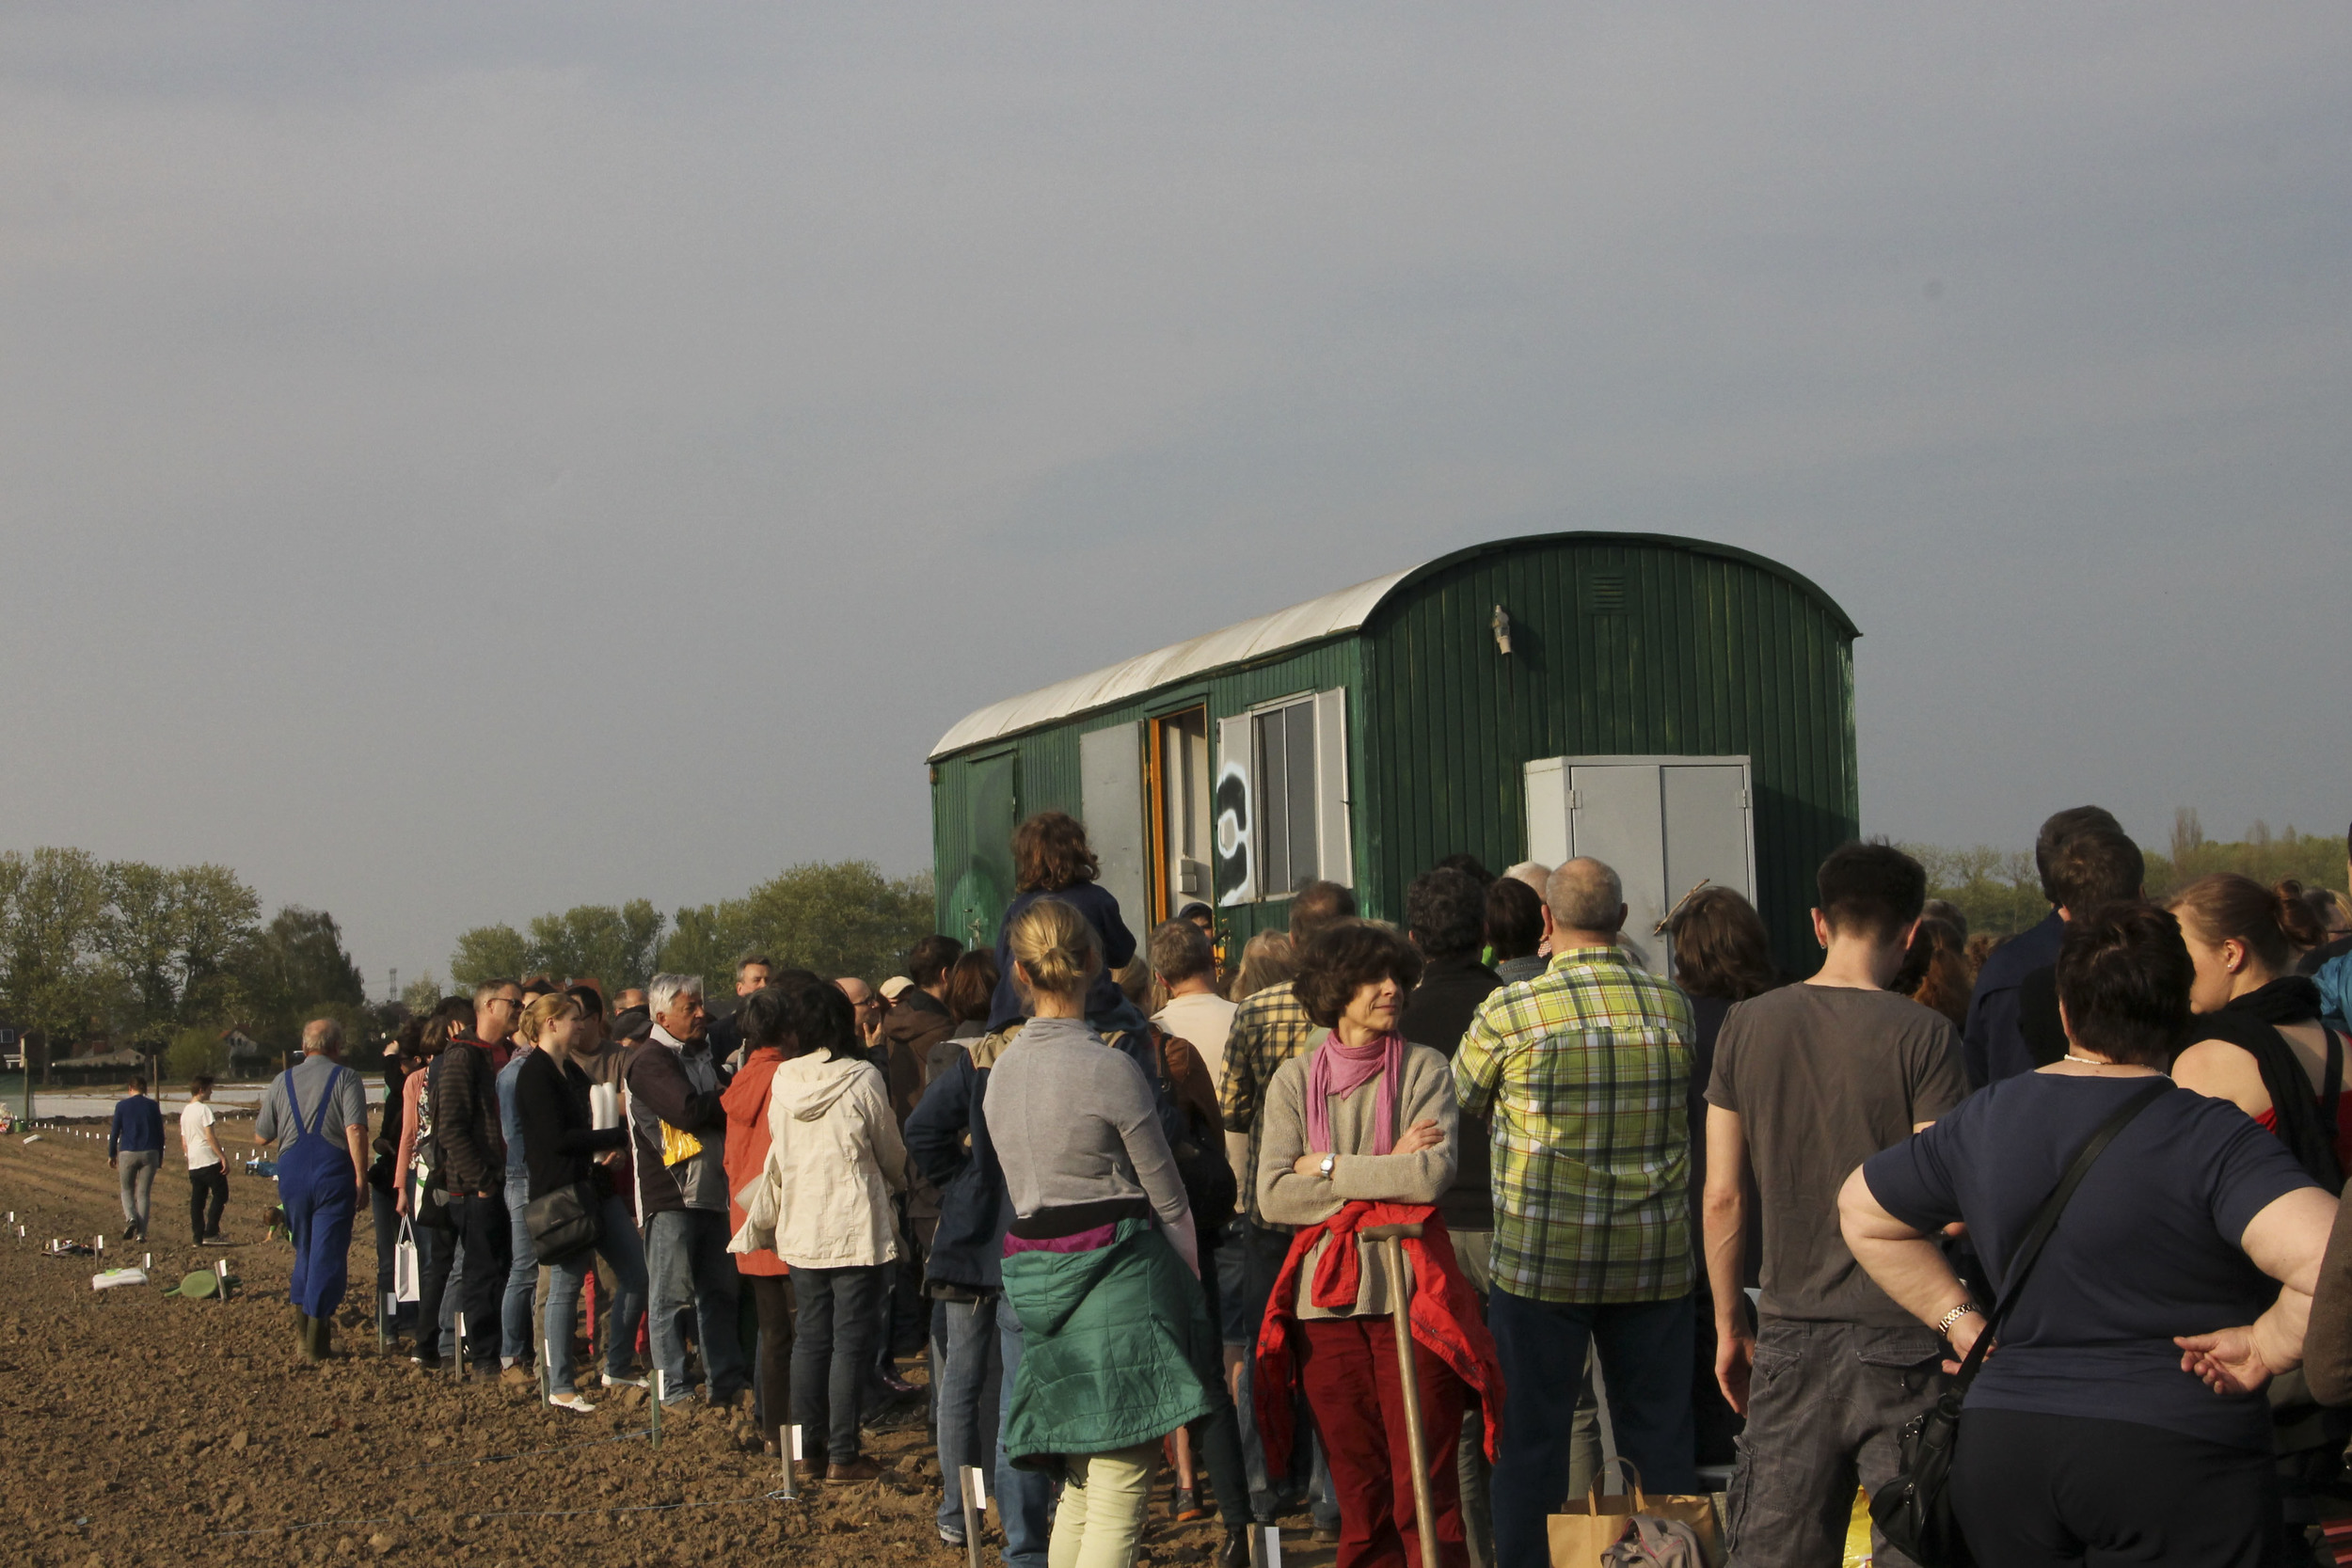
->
xmin=0 ymin=847 xmax=367 ymax=1077
xmin=1904 ymin=813 xmax=2346 ymax=939
xmin=426 ymin=860 xmax=934 ymax=1009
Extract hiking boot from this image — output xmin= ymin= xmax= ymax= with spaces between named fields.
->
xmin=825 ymin=1457 xmax=884 ymax=1482
xmin=1218 ymin=1527 xmax=1250 ymax=1568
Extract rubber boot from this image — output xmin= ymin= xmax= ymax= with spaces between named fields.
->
xmin=295 ymin=1309 xmax=313 ymax=1357
xmin=311 ymin=1314 xmax=334 ymax=1361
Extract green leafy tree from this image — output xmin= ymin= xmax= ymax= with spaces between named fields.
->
xmin=525 ymin=901 xmax=663 ymax=991
xmin=0 ymin=847 xmax=119 ymax=1053
xmin=103 ymin=861 xmax=262 ymax=1039
xmin=1908 ymin=811 xmax=2348 ymax=942
xmin=449 ymin=925 xmax=532 ymax=991
xmin=658 ymin=861 xmax=934 ymax=993
xmin=230 ymin=905 xmax=369 ymax=1053
xmin=654 ymin=903 xmax=737 ymax=997
xmin=401 ymin=973 xmax=447 ymax=1015
xmin=165 ymin=1024 xmax=231 ymax=1082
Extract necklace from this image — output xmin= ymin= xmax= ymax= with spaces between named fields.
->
xmin=2063 ymin=1053 xmax=2168 ymax=1075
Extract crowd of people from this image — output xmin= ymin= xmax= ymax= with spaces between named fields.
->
xmin=215 ymin=806 xmax=2352 ymax=1568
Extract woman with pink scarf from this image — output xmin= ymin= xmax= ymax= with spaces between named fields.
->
xmin=1256 ymin=922 xmax=1470 ymax=1568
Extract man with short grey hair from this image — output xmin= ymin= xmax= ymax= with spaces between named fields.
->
xmin=1455 ymin=856 xmax=1700 ymax=1567
xmin=625 ymin=973 xmax=746 ymax=1407
xmin=255 ymin=1017 xmax=371 ymax=1360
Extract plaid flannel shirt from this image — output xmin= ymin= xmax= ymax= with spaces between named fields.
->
xmin=1453 ymin=945 xmax=1696 ymax=1304
xmin=1216 ymin=982 xmax=1322 ymax=1228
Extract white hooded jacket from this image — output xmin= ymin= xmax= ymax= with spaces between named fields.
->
xmin=729 ymin=1050 xmax=908 ymax=1270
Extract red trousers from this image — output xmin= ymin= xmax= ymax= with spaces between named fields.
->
xmin=1298 ymin=1316 xmax=1470 ymax=1568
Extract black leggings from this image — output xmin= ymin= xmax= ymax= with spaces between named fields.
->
xmin=1951 ymin=1407 xmax=2282 ymax=1566
xmin=190 ymin=1167 xmax=228 ymax=1242
xmin=747 ymin=1275 xmax=794 ymax=1442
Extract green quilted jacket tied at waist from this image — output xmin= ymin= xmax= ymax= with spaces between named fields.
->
xmin=1001 ymin=1216 xmax=1222 ymax=1467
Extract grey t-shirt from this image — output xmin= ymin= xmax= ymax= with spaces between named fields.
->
xmin=254 ymin=1054 xmax=370 ymax=1150
xmin=1706 ymin=984 xmax=1969 ymax=1326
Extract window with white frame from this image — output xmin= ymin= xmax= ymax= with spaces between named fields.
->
xmin=1215 ymin=689 xmax=1351 ymax=904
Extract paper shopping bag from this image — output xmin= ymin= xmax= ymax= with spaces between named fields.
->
xmin=1549 ymin=1461 xmax=1724 ymax=1568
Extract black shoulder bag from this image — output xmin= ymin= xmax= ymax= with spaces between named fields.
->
xmin=1870 ymin=1079 xmax=2169 ymax=1568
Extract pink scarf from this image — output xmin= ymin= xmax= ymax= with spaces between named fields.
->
xmin=1304 ymin=1030 xmax=1405 ymax=1156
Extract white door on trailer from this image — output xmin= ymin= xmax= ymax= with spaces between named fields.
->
xmin=1080 ymin=723 xmax=1150 ymax=937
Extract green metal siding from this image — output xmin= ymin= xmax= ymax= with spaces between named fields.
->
xmin=931 ymin=639 xmax=1364 ymax=949
xmin=1359 ymin=537 xmax=1857 ymax=966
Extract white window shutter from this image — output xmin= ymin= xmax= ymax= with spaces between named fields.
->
xmin=1312 ymin=689 xmax=1352 ymax=888
xmin=1215 ymin=715 xmax=1257 ymax=905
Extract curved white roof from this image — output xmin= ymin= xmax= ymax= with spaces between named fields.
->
xmin=929 ymin=563 xmax=1418 ymax=759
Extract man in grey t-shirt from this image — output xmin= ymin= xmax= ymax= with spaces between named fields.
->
xmin=1702 ymin=844 xmax=1968 ymax=1568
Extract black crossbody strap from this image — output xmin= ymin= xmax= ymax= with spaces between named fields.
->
xmin=2324 ymin=1028 xmax=2344 ymax=1139
xmin=1950 ymin=1079 xmax=2169 ymax=1389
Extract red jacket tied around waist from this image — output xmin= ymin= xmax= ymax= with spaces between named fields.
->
xmin=1253 ymin=1200 xmax=1504 ymax=1470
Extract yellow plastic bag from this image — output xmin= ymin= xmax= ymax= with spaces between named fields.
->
xmin=1843 ymin=1485 xmax=1873 ymax=1566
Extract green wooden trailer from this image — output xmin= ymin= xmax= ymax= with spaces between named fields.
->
xmin=928 ymin=531 xmax=1860 ymax=973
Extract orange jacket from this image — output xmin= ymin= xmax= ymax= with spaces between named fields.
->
xmin=722 ymin=1048 xmax=789 ymax=1276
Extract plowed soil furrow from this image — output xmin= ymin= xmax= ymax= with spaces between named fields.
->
xmin=0 ymin=1130 xmax=1289 ymax=1568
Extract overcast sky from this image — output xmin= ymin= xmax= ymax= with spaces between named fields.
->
xmin=4 ymin=4 xmax=2346 ymax=991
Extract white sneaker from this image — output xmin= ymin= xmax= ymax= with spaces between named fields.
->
xmin=601 ymin=1372 xmax=648 ymax=1389
xmin=548 ymin=1393 xmax=596 ymax=1414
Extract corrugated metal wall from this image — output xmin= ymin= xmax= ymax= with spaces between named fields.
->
xmin=930 ymin=639 xmax=1363 ymax=951
xmin=1359 ymin=536 xmax=1857 ymax=967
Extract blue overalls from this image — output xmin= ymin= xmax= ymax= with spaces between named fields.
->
xmin=278 ymin=1065 xmax=358 ymax=1319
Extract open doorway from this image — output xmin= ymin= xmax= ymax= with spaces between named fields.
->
xmin=1148 ymin=706 xmax=1212 ymax=929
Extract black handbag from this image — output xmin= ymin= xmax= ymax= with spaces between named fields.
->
xmin=1139 ymin=1025 xmax=1238 ymax=1233
xmin=1870 ymin=1079 xmax=2169 ymax=1567
xmin=524 ymin=1180 xmax=603 ymax=1263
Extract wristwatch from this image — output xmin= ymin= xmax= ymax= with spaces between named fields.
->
xmin=1934 ymin=1302 xmax=1981 ymax=1337
xmin=1318 ymin=1153 xmax=1336 ymax=1180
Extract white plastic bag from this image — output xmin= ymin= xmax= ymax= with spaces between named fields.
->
xmin=392 ymin=1218 xmax=421 ymax=1303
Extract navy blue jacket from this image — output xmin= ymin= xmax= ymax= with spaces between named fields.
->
xmin=1963 ymin=911 xmax=2066 ymax=1087
xmin=985 ymin=883 xmax=1137 ymax=1034
xmin=108 ymin=1095 xmax=165 ymax=1157
xmin=906 ymin=1044 xmax=1009 ymax=1292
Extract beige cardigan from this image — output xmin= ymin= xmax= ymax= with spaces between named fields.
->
xmin=1256 ymin=1041 xmax=1459 ymax=1318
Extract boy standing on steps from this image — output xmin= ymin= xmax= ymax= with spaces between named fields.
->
xmin=183 ymin=1075 xmax=230 ymax=1244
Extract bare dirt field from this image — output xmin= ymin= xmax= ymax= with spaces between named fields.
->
xmin=0 ymin=1122 xmax=1320 ymax=1568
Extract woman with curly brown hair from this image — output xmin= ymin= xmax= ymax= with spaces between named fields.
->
xmin=1254 ymin=922 xmax=1499 ymax=1568
xmin=985 ymin=811 xmax=1142 ymax=1034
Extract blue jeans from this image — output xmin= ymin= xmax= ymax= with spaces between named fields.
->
xmin=791 ymin=1264 xmax=886 ymax=1463
xmin=502 ymin=1175 xmax=536 ymax=1362
xmin=1487 ymin=1288 xmax=1695 ymax=1568
xmin=543 ymin=1194 xmax=649 ymax=1395
xmin=995 ymin=1303 xmax=1057 ymax=1568
xmin=644 ymin=1208 xmax=747 ymax=1403
xmin=936 ymin=1296 xmax=1004 ymax=1539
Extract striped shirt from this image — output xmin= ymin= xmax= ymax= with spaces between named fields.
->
xmin=1453 ymin=945 xmax=1696 ymax=1304
xmin=1216 ymin=983 xmax=1321 ymax=1228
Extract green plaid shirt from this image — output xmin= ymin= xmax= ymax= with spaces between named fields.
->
xmin=1453 ymin=945 xmax=1696 ymax=1304
xmin=1216 ymin=982 xmax=1322 ymax=1228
